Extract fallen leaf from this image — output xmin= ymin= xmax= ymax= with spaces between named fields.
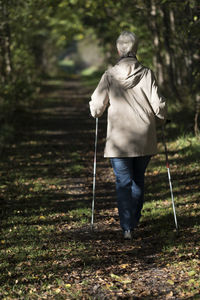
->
xmin=166 ymin=291 xmax=173 ymax=299
xmin=121 ymin=277 xmax=132 ymax=284
xmin=167 ymin=279 xmax=174 ymax=285
xmin=110 ymin=273 xmax=120 ymax=280
xmin=188 ymin=270 xmax=196 ymax=276
xmin=55 ymin=288 xmax=61 ymax=293
xmin=119 ymin=264 xmax=129 ymax=269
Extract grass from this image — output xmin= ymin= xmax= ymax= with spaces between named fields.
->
xmin=0 ymin=76 xmax=200 ymax=299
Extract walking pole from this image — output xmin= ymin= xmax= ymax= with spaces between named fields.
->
xmin=91 ymin=118 xmax=98 ymax=231
xmin=162 ymin=122 xmax=178 ymax=232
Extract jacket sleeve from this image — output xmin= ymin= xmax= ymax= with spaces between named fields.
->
xmin=89 ymin=72 xmax=109 ymax=118
xmin=148 ymin=70 xmax=167 ymax=120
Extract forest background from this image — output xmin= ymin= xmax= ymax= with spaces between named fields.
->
xmin=0 ymin=0 xmax=199 ymax=143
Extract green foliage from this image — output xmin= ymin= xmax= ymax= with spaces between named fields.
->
xmin=0 ymin=0 xmax=199 ymax=145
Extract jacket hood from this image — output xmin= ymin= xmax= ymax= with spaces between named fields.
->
xmin=108 ymin=57 xmax=147 ymax=89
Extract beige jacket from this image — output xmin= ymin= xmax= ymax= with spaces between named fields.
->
xmin=89 ymin=57 xmax=167 ymax=157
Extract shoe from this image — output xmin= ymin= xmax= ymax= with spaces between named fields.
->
xmin=124 ymin=230 xmax=132 ymax=240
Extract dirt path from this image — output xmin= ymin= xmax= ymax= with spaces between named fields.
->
xmin=1 ymin=77 xmax=199 ymax=299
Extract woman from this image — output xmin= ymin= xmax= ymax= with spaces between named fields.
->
xmin=89 ymin=31 xmax=167 ymax=240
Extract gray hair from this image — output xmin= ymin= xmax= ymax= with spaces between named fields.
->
xmin=116 ymin=31 xmax=138 ymax=56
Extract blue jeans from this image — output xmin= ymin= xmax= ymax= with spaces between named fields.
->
xmin=110 ymin=156 xmax=151 ymax=231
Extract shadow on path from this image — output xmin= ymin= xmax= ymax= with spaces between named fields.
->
xmin=0 ymin=77 xmax=199 ymax=299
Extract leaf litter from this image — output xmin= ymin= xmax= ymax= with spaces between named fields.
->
xmin=0 ymin=77 xmax=200 ymax=299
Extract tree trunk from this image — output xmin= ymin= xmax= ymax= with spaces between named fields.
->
xmin=150 ymin=0 xmax=164 ymax=86
xmin=169 ymin=8 xmax=180 ymax=86
xmin=194 ymin=94 xmax=200 ymax=136
xmin=144 ymin=0 xmax=166 ymax=85
xmin=162 ymin=4 xmax=181 ymax=101
xmin=0 ymin=0 xmax=12 ymax=82
xmin=0 ymin=1 xmax=6 ymax=83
